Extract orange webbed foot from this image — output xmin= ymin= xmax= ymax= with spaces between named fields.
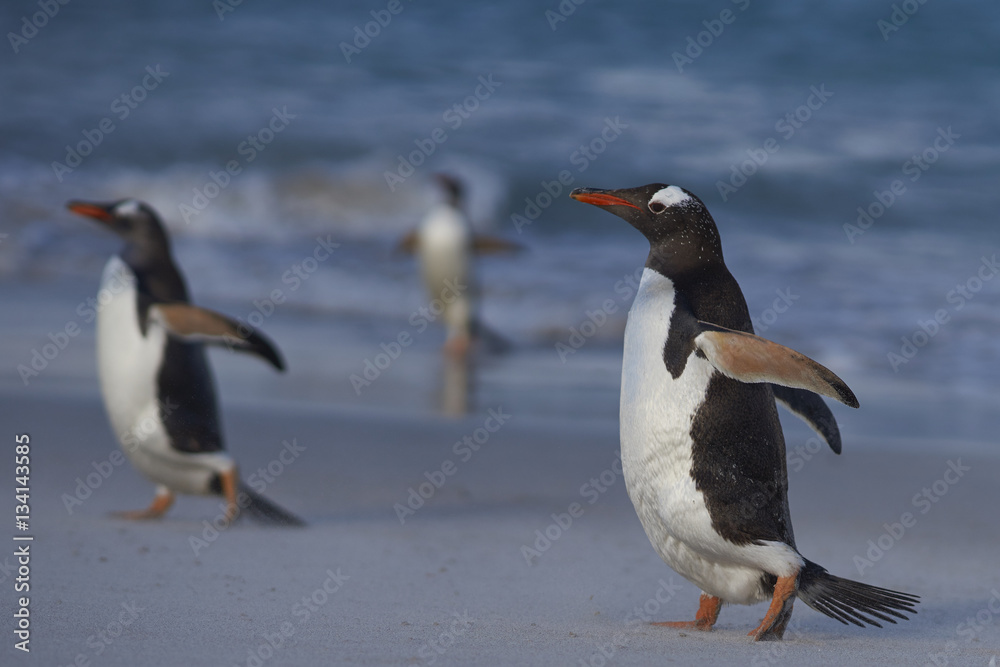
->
xmin=652 ymin=594 xmax=721 ymax=631
xmin=112 ymin=487 xmax=174 ymax=520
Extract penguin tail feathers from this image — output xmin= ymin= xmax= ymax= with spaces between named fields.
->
xmin=472 ymin=319 xmax=512 ymax=355
xmin=238 ymin=482 xmax=306 ymax=527
xmin=796 ymin=559 xmax=918 ymax=628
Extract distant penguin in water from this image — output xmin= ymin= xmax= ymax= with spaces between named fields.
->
xmin=571 ymin=183 xmax=918 ymax=640
xmin=68 ymin=198 xmax=304 ymax=525
xmin=399 ymin=174 xmax=521 ymax=356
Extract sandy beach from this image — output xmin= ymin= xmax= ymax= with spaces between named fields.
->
xmin=2 ymin=382 xmax=997 ymax=666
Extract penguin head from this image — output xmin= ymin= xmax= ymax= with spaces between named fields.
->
xmin=571 ymin=184 xmax=725 ymax=267
xmin=68 ymin=198 xmax=172 ymax=259
xmin=434 ymin=173 xmax=464 ymax=207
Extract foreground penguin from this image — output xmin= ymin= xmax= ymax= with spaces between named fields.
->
xmin=399 ymin=174 xmax=520 ymax=356
xmin=68 ymin=199 xmax=303 ymax=526
xmin=570 ymin=184 xmax=917 ymax=640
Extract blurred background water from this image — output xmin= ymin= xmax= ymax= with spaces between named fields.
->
xmin=1 ymin=0 xmax=997 ymax=448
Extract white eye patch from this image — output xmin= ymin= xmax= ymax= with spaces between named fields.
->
xmin=649 ymin=185 xmax=691 ymax=209
xmin=113 ymin=199 xmax=141 ymax=216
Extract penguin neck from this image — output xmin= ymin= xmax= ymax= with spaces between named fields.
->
xmin=645 ymin=238 xmax=726 ymax=280
xmin=119 ymin=241 xmax=190 ymax=303
xmin=645 ymin=244 xmax=751 ymax=330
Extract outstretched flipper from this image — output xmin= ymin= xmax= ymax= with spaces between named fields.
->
xmin=771 ymin=385 xmax=843 ymax=454
xmin=395 ymin=231 xmax=524 ymax=256
xmin=395 ymin=230 xmax=419 ymax=255
xmin=471 ymin=318 xmax=512 ymax=355
xmin=149 ymin=302 xmax=286 ymax=371
xmin=471 ymin=235 xmax=525 ymax=255
xmin=694 ymin=321 xmax=859 ymax=409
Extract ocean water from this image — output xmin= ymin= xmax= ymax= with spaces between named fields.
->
xmin=2 ymin=0 xmax=998 ymax=441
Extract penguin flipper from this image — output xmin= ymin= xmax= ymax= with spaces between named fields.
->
xmin=771 ymin=385 xmax=843 ymax=454
xmin=395 ymin=230 xmax=419 ymax=255
xmin=694 ymin=321 xmax=859 ymax=409
xmin=471 ymin=318 xmax=512 ymax=355
xmin=150 ymin=303 xmax=286 ymax=371
xmin=471 ymin=235 xmax=525 ymax=255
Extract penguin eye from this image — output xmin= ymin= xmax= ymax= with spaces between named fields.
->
xmin=648 ymin=201 xmax=667 ymax=214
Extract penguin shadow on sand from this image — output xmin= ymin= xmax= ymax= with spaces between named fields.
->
xmin=67 ymin=199 xmax=305 ymax=527
xmin=396 ymin=173 xmax=524 ymax=416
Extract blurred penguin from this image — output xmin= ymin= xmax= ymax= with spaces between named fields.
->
xmin=67 ymin=198 xmax=303 ymax=526
xmin=399 ymin=174 xmax=521 ymax=356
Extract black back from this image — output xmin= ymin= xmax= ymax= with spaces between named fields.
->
xmin=660 ymin=240 xmax=793 ymax=548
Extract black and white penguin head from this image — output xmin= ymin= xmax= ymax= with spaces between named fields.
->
xmin=571 ymin=183 xmax=724 ymax=266
xmin=68 ymin=198 xmax=172 ymax=257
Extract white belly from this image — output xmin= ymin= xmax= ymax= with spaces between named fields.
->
xmin=96 ymin=256 xmax=230 ymax=495
xmin=620 ymin=269 xmax=801 ymax=604
xmin=418 ymin=205 xmax=476 ymax=339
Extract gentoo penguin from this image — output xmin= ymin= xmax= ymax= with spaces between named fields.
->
xmin=570 ymin=184 xmax=917 ymax=640
xmin=68 ymin=199 xmax=303 ymax=526
xmin=399 ymin=174 xmax=519 ymax=356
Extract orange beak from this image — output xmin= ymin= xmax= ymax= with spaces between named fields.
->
xmin=569 ymin=189 xmax=641 ymax=210
xmin=66 ymin=201 xmax=115 ymax=223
